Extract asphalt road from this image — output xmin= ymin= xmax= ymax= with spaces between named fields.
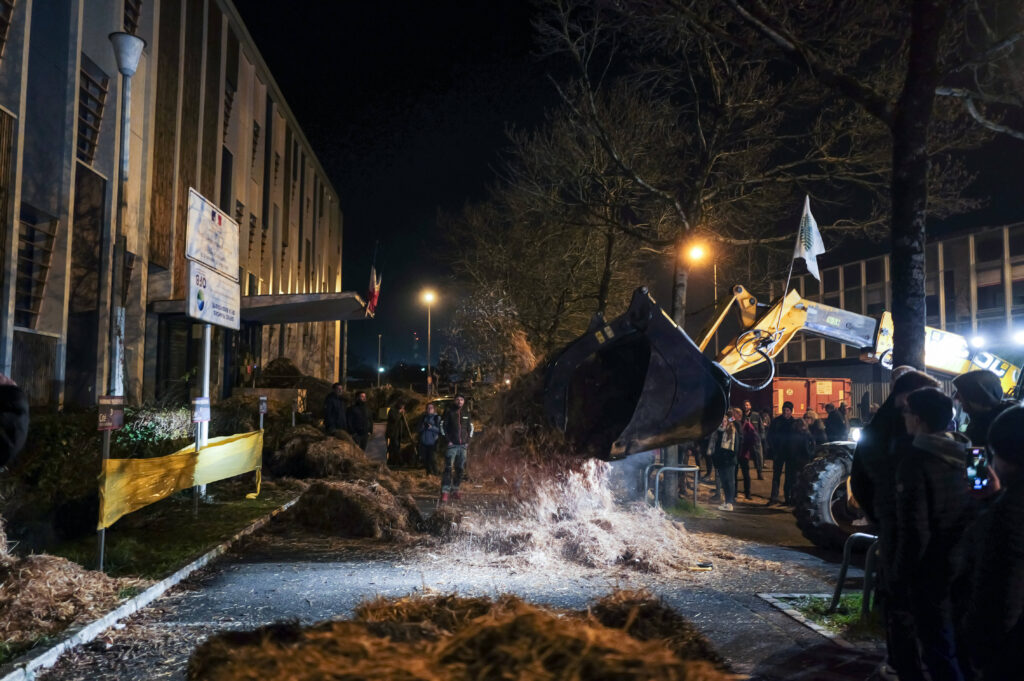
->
xmin=37 ymin=432 xmax=881 ymax=681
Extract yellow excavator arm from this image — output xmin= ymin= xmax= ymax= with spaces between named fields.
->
xmin=700 ymin=285 xmax=1021 ymax=395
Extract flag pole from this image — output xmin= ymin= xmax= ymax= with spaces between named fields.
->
xmin=775 ymin=254 xmax=796 ymax=334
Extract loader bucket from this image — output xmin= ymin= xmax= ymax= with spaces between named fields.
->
xmin=544 ymin=287 xmax=731 ymax=460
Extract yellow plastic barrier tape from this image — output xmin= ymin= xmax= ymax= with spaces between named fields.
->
xmin=98 ymin=430 xmax=263 ymax=529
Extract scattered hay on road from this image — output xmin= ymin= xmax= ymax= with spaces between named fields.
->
xmin=187 ymin=592 xmax=734 ymax=681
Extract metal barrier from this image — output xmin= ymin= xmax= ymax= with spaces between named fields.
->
xmin=642 ymin=463 xmax=665 ymax=500
xmin=828 ymin=531 xmax=879 ymax=619
xmin=652 ymin=466 xmax=700 ymax=509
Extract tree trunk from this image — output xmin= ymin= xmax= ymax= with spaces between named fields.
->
xmin=889 ymin=0 xmax=949 ymax=370
xmin=671 ymin=236 xmax=689 ymax=326
xmin=596 ymin=228 xmax=615 ymax=317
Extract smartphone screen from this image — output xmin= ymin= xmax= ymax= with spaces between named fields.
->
xmin=966 ymin=447 xmax=989 ymax=491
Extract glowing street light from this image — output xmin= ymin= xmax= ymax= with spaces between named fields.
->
xmin=685 ymin=242 xmax=718 ymax=354
xmin=687 ymin=244 xmax=706 ymax=262
xmin=1014 ymin=330 xmax=1024 ymax=345
xmin=421 ymin=289 xmax=437 ymax=395
xmin=970 ymin=335 xmax=986 ymax=349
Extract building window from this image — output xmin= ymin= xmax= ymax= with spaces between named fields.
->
xmin=974 ymin=230 xmax=1004 ymax=263
xmin=865 ymin=258 xmax=884 ymax=284
xmin=822 ymin=268 xmax=839 ymax=294
xmin=924 ymin=275 xmax=939 ymax=324
xmin=223 ymin=84 xmax=235 ymax=143
xmin=976 ymin=266 xmax=1005 ymax=311
xmin=0 ymin=0 xmax=16 ymax=61
xmin=805 ymin=337 xmax=822 ymax=360
xmin=845 ymin=288 xmax=863 ymax=314
xmin=1009 ymin=225 xmax=1024 ymax=257
xmin=77 ymin=54 xmax=109 ymax=166
xmin=803 ymin=275 xmax=819 ymax=299
xmin=843 ymin=263 xmax=861 ymax=288
xmin=123 ymin=0 xmax=142 ymax=34
xmin=15 ymin=210 xmax=58 ymax=329
xmin=1011 ymin=262 xmax=1024 ymax=308
xmin=867 ymin=285 xmax=886 ymax=316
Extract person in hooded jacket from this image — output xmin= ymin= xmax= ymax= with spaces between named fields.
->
xmin=0 ymin=374 xmax=28 ymax=470
xmin=418 ymin=402 xmax=442 ymax=475
xmin=957 ymin=405 xmax=1024 ymax=680
xmin=850 ymin=368 xmax=941 ymax=681
xmin=893 ymin=387 xmax=972 ymax=681
xmin=951 ymin=370 xmax=1017 ymax=447
xmin=803 ymin=411 xmax=828 ymax=446
xmin=707 ymin=411 xmax=740 ymax=511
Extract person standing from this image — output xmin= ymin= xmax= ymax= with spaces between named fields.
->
xmin=804 ymin=411 xmax=828 ymax=446
xmin=346 ymin=390 xmax=372 ymax=450
xmin=440 ymin=395 xmax=473 ymax=503
xmin=385 ymin=403 xmax=412 ymax=466
xmin=743 ymin=400 xmax=766 ymax=480
xmin=824 ymin=403 xmax=849 ymax=441
xmin=766 ymin=401 xmax=799 ymax=505
xmin=893 ymin=388 xmax=971 ymax=681
xmin=323 ymin=382 xmax=347 ymax=435
xmin=0 ymin=374 xmax=28 ymax=470
xmin=737 ymin=407 xmax=761 ymax=500
xmin=418 ymin=402 xmax=442 ymax=475
xmin=959 ymin=406 xmax=1024 ymax=679
xmin=952 ymin=370 xmax=1017 ymax=447
xmin=789 ymin=417 xmax=815 ymax=500
xmin=707 ymin=411 xmax=740 ymax=511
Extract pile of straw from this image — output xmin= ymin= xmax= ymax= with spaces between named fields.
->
xmin=286 ymin=480 xmax=422 ymax=540
xmin=188 ymin=593 xmax=733 ymax=681
xmin=0 ymin=519 xmax=147 ymax=656
xmin=266 ymin=428 xmax=377 ymax=481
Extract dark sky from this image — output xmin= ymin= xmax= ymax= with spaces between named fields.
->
xmin=237 ymin=1 xmax=560 ymax=368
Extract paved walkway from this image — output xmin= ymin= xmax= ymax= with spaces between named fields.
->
xmin=36 ymin=446 xmax=884 ymax=681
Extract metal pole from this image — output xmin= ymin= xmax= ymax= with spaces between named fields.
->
xmin=377 ymin=333 xmax=382 ymax=388
xmin=427 ymin=303 xmax=431 ymax=396
xmin=99 ymin=32 xmax=145 ymax=572
xmin=342 ymin=321 xmax=348 ymax=391
xmin=194 ymin=322 xmax=211 ymax=511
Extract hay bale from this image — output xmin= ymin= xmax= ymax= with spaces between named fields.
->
xmin=287 ymin=481 xmax=417 ymax=539
xmin=305 ymin=438 xmax=379 ymax=480
xmin=187 ymin=593 xmax=734 ymax=681
xmin=264 ymin=425 xmax=327 ymax=478
xmin=590 ymin=590 xmax=726 ymax=665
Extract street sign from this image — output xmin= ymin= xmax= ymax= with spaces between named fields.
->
xmin=192 ymin=397 xmax=211 ymax=423
xmin=98 ymin=395 xmax=125 ymax=431
xmin=185 ymin=188 xmax=239 ymax=280
xmin=187 ymin=260 xmax=240 ymax=330
xmin=258 ymin=396 xmax=268 ymax=415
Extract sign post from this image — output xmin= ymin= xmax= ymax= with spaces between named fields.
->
xmin=96 ymin=395 xmax=125 ymax=570
xmin=259 ymin=395 xmax=267 ymax=430
xmin=183 ymin=189 xmax=239 ymax=510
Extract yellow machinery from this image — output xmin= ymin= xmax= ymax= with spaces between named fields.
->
xmin=544 ymin=285 xmax=1021 ymax=459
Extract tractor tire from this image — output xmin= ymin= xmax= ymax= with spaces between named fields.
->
xmin=793 ymin=446 xmax=864 ymax=551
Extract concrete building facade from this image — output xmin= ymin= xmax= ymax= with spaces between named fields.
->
xmin=0 ymin=0 xmax=355 ymax=408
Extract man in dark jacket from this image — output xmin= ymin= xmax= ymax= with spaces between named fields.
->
xmin=960 ymin=406 xmax=1024 ymax=679
xmin=385 ymin=403 xmax=412 ymax=466
xmin=323 ymin=382 xmax=347 ymax=434
xmin=824 ymin=403 xmax=848 ymax=442
xmin=440 ymin=395 xmax=473 ymax=503
xmin=850 ymin=368 xmax=941 ymax=681
xmin=766 ymin=401 xmax=799 ymax=505
xmin=346 ymin=391 xmax=372 ymax=450
xmin=893 ymin=387 xmax=971 ymax=681
xmin=0 ymin=374 xmax=28 ymax=470
xmin=952 ymin=370 xmax=1017 ymax=447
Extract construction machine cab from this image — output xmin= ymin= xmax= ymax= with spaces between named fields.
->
xmin=544 ymin=287 xmax=732 ymax=460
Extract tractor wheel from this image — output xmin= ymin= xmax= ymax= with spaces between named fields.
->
xmin=793 ymin=446 xmax=865 ymax=551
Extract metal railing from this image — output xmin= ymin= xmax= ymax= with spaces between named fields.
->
xmin=828 ymin=531 xmax=879 ymax=619
xmin=644 ymin=465 xmax=700 ymax=509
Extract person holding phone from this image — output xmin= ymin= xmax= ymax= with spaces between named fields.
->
xmin=959 ymin=405 xmax=1024 ymax=679
xmin=706 ymin=411 xmax=740 ymax=511
xmin=894 ymin=387 xmax=972 ymax=681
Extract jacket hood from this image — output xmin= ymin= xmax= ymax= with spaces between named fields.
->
xmin=912 ymin=432 xmax=967 ymax=468
xmin=953 ymin=370 xmax=1004 ymax=408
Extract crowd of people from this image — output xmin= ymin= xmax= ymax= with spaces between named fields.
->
xmin=323 ymin=386 xmax=474 ymax=504
xmin=694 ymin=369 xmax=1023 ymax=680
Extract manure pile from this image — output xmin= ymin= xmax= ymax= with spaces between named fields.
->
xmin=0 ymin=519 xmax=148 ymax=657
xmin=286 ymin=480 xmax=423 ymax=540
xmin=188 ymin=591 xmax=733 ymax=681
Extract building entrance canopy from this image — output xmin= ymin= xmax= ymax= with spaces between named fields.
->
xmin=151 ymin=291 xmax=369 ymax=324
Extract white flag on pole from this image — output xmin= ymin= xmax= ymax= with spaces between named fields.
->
xmin=794 ymin=195 xmax=826 ymax=281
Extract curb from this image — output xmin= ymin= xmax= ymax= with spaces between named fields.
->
xmin=758 ymin=593 xmax=857 ymax=649
xmin=0 ymin=496 xmax=300 ymax=681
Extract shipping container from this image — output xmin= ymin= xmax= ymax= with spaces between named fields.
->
xmin=731 ymin=377 xmax=853 ymax=417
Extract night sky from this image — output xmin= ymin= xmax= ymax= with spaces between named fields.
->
xmin=237 ymin=1 xmax=561 ymax=368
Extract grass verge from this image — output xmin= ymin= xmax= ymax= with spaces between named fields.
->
xmin=788 ymin=593 xmax=885 ymax=641
xmin=48 ymin=477 xmax=302 ymax=579
xmin=663 ymin=499 xmax=715 ymax=518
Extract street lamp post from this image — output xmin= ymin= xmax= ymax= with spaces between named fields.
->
xmin=686 ymin=244 xmax=718 ymax=355
xmin=422 ymin=290 xmax=436 ymax=395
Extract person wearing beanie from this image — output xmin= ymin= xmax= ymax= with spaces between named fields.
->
xmin=851 ymin=369 xmax=941 ymax=681
xmin=958 ymin=406 xmax=1024 ymax=679
xmin=766 ymin=400 xmax=801 ymax=505
xmin=952 ymin=370 xmax=1018 ymax=447
xmin=893 ymin=388 xmax=972 ymax=681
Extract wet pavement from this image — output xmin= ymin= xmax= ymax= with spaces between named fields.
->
xmin=36 ymin=437 xmax=883 ymax=681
